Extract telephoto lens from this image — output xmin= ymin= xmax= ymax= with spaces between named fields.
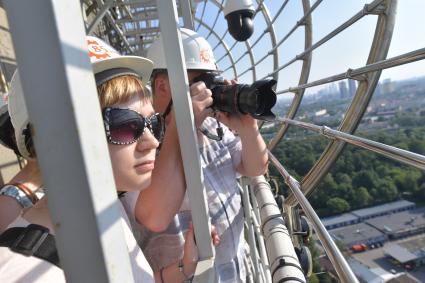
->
xmin=193 ymin=73 xmax=277 ymax=121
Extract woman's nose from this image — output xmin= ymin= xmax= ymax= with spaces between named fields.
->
xmin=136 ymin=127 xmax=160 ymax=151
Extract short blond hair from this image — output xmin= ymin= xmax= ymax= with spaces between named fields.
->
xmin=97 ymin=75 xmax=151 ymax=108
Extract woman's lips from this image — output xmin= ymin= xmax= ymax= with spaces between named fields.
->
xmin=135 ymin=160 xmax=155 ymax=173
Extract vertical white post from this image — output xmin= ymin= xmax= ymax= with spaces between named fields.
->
xmin=156 ymin=1 xmax=216 ymax=282
xmin=4 ymin=1 xmax=134 ymax=282
xmin=180 ymin=0 xmax=194 ymax=30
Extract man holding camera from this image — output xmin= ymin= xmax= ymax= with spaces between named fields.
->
xmin=139 ymin=28 xmax=268 ymax=283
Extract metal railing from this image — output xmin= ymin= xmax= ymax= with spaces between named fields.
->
xmin=268 ymin=153 xmax=359 ymax=283
xmin=242 ymin=176 xmax=306 ymax=283
xmin=275 ymin=117 xmax=425 ymax=171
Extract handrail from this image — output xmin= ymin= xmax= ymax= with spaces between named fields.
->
xmin=249 ymin=176 xmax=306 ymax=283
xmin=242 ymin=178 xmax=265 ymax=282
xmin=242 ymin=177 xmax=272 ymax=283
xmin=275 ymin=117 xmax=425 ymax=171
xmin=268 ymin=153 xmax=359 ymax=283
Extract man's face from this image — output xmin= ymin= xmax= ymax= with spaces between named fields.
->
xmin=187 ymin=71 xmax=203 ymax=84
xmin=164 ymin=70 xmax=204 ymax=98
xmin=153 ymin=70 xmax=206 ymax=113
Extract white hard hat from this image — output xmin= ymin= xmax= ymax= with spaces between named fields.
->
xmin=147 ymin=28 xmax=218 ymax=72
xmin=87 ymin=36 xmax=153 ymax=86
xmin=8 ymin=71 xmax=31 ymax=159
xmin=8 ymin=37 xmax=154 ymax=159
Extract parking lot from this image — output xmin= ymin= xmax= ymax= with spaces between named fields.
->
xmin=352 ymin=233 xmax=425 ymax=282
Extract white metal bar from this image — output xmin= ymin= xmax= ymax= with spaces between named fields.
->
xmin=4 ymin=0 xmax=135 ymax=282
xmin=268 ymin=154 xmax=359 ymax=283
xmin=249 ymin=199 xmax=272 ymax=283
xmin=86 ymin=0 xmax=114 ymax=34
xmin=241 ymin=178 xmax=261 ymax=282
xmin=180 ymin=0 xmax=194 ymax=30
xmin=250 ymin=176 xmax=306 ymax=283
xmin=155 ymin=1 xmax=216 ymax=282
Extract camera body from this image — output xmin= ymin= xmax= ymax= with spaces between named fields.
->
xmin=223 ymin=0 xmax=255 ymax=41
xmin=193 ymin=73 xmax=277 ymax=121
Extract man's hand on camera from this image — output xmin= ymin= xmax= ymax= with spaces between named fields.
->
xmin=190 ymin=81 xmax=213 ymax=128
xmin=216 ymin=79 xmax=258 ymax=133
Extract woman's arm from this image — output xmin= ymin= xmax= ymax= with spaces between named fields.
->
xmin=153 ymin=224 xmax=220 ymax=283
xmin=135 ymin=114 xmax=186 ymax=232
xmin=153 ymin=224 xmax=197 ymax=283
xmin=0 ymin=161 xmax=42 ymax=232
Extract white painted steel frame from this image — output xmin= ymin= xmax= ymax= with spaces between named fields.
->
xmin=155 ymin=1 xmax=216 ymax=282
xmin=241 ymin=177 xmax=272 ymax=283
xmin=276 ymin=117 xmax=425 ymax=171
xmin=268 ymin=154 xmax=359 ymax=283
xmin=250 ymin=176 xmax=306 ymax=283
xmin=4 ymin=0 xmax=134 ymax=282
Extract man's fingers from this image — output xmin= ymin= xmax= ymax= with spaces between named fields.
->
xmin=210 ymin=225 xmax=220 ymax=246
xmin=190 ymin=82 xmax=209 ymax=96
xmin=192 ymin=89 xmax=212 ymax=102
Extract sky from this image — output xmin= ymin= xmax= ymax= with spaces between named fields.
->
xmin=192 ymin=0 xmax=425 ymax=97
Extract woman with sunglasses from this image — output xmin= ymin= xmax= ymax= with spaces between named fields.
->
xmin=0 ymin=37 xmax=214 ymax=283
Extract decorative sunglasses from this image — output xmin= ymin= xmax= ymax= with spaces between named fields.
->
xmin=103 ymin=107 xmax=165 ymax=145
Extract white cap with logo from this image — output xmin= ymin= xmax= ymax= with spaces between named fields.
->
xmin=147 ymin=28 xmax=218 ymax=72
xmin=8 ymin=36 xmax=153 ymax=159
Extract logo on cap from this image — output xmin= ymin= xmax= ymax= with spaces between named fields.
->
xmin=200 ymin=48 xmax=211 ymax=64
xmin=87 ymin=39 xmax=115 ymax=60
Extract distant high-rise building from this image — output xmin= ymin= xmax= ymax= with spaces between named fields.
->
xmin=329 ymin=83 xmax=338 ymax=96
xmin=339 ymin=81 xmax=348 ymax=98
xmin=382 ymin=78 xmax=395 ymax=93
xmin=348 ymin=79 xmax=357 ymax=97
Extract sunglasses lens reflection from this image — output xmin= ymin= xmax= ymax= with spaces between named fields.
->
xmin=105 ymin=108 xmax=164 ymax=144
xmin=110 ymin=121 xmax=143 ymax=144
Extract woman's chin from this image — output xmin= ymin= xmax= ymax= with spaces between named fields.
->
xmin=129 ymin=177 xmax=152 ymax=192
xmin=116 ymin=172 xmax=153 ymax=192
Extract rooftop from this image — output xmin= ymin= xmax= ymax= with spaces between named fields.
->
xmin=329 ymin=222 xmax=384 ymax=246
xmin=351 ymin=200 xmax=415 ymax=218
xmin=322 ymin=213 xmax=358 ymax=227
xmin=366 ymin=208 xmax=425 ymax=235
xmin=347 ymin=258 xmax=396 ymax=283
xmin=384 ymin=244 xmax=418 ymax=263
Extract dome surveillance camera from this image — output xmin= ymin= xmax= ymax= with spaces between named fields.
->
xmin=223 ymin=0 xmax=255 ymax=41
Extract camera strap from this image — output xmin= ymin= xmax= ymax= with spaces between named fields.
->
xmin=162 ymin=99 xmax=173 ymax=121
xmin=199 ymin=111 xmax=224 ymax=141
xmin=0 ymin=224 xmax=61 ymax=267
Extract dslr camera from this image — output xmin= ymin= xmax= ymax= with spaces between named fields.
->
xmin=193 ymin=73 xmax=277 ymax=121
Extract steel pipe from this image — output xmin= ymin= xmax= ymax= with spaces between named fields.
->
xmin=250 ymin=176 xmax=306 ymax=283
xmin=268 ymin=154 xmax=359 ymax=283
xmin=276 ymin=118 xmax=425 ymax=171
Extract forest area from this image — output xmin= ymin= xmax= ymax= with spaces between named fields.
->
xmin=268 ymin=124 xmax=425 ymax=217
